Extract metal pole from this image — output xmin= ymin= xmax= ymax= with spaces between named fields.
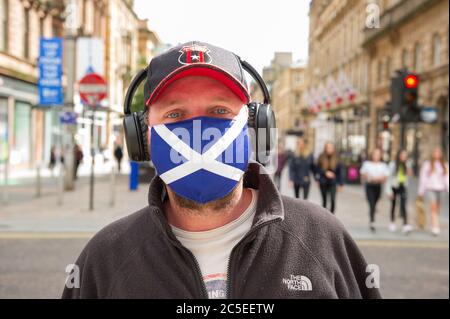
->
xmin=57 ymin=160 xmax=64 ymax=206
xmin=36 ymin=162 xmax=41 ymax=198
xmin=56 ymin=109 xmax=64 ymax=206
xmin=89 ymin=109 xmax=95 ymax=211
xmin=1 ymin=160 xmax=8 ymax=204
xmin=109 ymin=161 xmax=116 ymax=207
xmin=63 ymin=36 xmax=76 ymax=192
xmin=400 ymin=119 xmax=406 ymax=150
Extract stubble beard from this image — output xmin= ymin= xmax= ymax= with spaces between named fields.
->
xmin=167 ymin=178 xmax=243 ymax=216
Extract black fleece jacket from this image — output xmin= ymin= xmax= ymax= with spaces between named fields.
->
xmin=62 ymin=162 xmax=381 ymax=299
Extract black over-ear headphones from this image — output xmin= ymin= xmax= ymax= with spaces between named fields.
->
xmin=123 ymin=58 xmax=277 ymax=165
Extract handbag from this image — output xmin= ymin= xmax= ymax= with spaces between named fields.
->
xmin=415 ymin=197 xmax=426 ymax=229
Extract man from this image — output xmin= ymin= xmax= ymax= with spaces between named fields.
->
xmin=62 ymin=41 xmax=381 ymax=299
xmin=113 ymin=141 xmax=124 ymax=173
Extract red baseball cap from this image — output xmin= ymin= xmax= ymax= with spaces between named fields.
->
xmin=144 ymin=41 xmax=250 ymax=107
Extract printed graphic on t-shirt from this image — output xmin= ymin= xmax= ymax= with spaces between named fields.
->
xmin=204 ymin=273 xmax=227 ymax=299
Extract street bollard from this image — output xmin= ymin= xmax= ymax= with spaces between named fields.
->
xmin=129 ymin=161 xmax=139 ymax=191
xmin=36 ymin=163 xmax=42 ymax=198
xmin=1 ymin=160 xmax=9 ymax=205
xmin=57 ymin=162 xmax=64 ymax=206
xmin=109 ymin=162 xmax=116 ymax=207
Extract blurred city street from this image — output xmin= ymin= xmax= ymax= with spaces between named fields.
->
xmin=0 ymin=164 xmax=448 ymax=298
xmin=1 ymin=0 xmax=449 ymax=301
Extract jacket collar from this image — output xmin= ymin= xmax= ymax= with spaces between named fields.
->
xmin=147 ymin=161 xmax=285 ymax=234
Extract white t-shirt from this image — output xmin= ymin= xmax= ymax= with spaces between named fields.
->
xmin=360 ymin=161 xmax=389 ymax=183
xmin=171 ymin=188 xmax=258 ymax=299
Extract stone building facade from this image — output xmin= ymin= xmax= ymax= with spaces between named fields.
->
xmin=0 ymin=0 xmax=64 ymax=169
xmin=363 ymin=0 xmax=449 ymax=168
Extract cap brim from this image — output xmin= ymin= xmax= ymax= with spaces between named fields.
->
xmin=145 ymin=64 xmax=250 ymax=107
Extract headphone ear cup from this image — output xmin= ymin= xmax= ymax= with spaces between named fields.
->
xmin=246 ymin=103 xmax=259 ymax=162
xmin=138 ymin=111 xmax=150 ymax=161
xmin=123 ymin=111 xmax=150 ymax=162
xmin=259 ymin=104 xmax=277 ymax=154
xmin=246 ymin=102 xmax=277 ymax=165
xmin=123 ymin=113 xmax=141 ymax=161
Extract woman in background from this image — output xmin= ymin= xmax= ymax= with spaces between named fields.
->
xmin=274 ymin=141 xmax=288 ymax=190
xmin=289 ymin=138 xmax=315 ymax=199
xmin=315 ymin=142 xmax=343 ymax=214
xmin=360 ymin=148 xmax=389 ymax=232
xmin=386 ymin=150 xmax=413 ymax=234
xmin=418 ymin=147 xmax=449 ymax=236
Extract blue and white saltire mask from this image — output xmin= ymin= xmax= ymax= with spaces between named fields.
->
xmin=150 ymin=106 xmax=250 ymax=204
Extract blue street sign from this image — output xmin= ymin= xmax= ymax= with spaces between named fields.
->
xmin=38 ymin=38 xmax=63 ymax=106
xmin=59 ymin=112 xmax=77 ymax=125
xmin=420 ymin=106 xmax=438 ymax=123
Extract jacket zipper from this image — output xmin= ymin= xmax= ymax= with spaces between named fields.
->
xmin=156 ymin=207 xmax=282 ymax=299
xmin=153 ymin=208 xmax=209 ymax=299
xmin=225 ymin=217 xmax=282 ymax=299
xmin=181 ymin=246 xmax=209 ymax=299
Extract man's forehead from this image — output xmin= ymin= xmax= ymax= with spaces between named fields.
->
xmin=153 ymin=76 xmax=243 ymax=106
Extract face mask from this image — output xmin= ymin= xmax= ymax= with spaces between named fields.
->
xmin=150 ymin=107 xmax=250 ymax=204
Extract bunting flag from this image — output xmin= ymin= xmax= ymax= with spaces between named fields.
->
xmin=318 ymin=83 xmax=332 ymax=109
xmin=338 ymin=71 xmax=357 ymax=102
xmin=327 ymin=76 xmax=343 ymax=105
xmin=303 ymin=89 xmax=313 ymax=111
xmin=310 ymin=87 xmax=321 ymax=113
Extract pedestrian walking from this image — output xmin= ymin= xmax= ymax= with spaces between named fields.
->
xmin=418 ymin=147 xmax=449 ymax=236
xmin=315 ymin=142 xmax=344 ymax=213
xmin=360 ymin=148 xmax=389 ymax=232
xmin=288 ymin=138 xmax=314 ymax=199
xmin=273 ymin=142 xmax=288 ymax=190
xmin=49 ymin=145 xmax=64 ymax=176
xmin=385 ymin=150 xmax=413 ymax=234
xmin=49 ymin=146 xmax=57 ymax=175
xmin=74 ymin=144 xmax=83 ymax=180
xmin=114 ymin=143 xmax=124 ymax=173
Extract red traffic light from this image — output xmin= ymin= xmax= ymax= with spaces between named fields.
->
xmin=404 ymin=74 xmax=418 ymax=89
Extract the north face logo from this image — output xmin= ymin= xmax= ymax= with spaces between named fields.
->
xmin=282 ymin=275 xmax=312 ymax=291
xmin=178 ymin=45 xmax=212 ymax=65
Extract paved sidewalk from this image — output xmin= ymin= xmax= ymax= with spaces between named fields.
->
xmin=0 ymin=174 xmax=148 ymax=232
xmin=0 ymin=166 xmax=448 ymax=242
xmin=278 ymin=166 xmax=449 ymax=242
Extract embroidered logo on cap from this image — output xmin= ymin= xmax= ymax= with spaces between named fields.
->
xmin=178 ymin=44 xmax=212 ymax=65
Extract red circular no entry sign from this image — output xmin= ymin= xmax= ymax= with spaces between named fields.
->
xmin=79 ymin=73 xmax=107 ymax=106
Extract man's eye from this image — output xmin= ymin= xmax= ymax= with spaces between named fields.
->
xmin=213 ymin=108 xmax=229 ymax=115
xmin=166 ymin=112 xmax=181 ymax=119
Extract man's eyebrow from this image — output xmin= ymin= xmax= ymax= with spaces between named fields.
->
xmin=209 ymin=96 xmax=233 ymax=104
xmin=158 ymin=99 xmax=184 ymax=109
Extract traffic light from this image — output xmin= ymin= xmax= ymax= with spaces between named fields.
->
xmin=390 ymin=70 xmax=421 ymax=123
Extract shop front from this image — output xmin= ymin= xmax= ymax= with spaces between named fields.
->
xmin=0 ymin=75 xmax=41 ymax=170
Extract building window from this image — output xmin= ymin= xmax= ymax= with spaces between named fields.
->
xmin=386 ymin=56 xmax=391 ymax=79
xmin=413 ymin=43 xmax=422 ymax=72
xmin=39 ymin=16 xmax=45 ymax=39
xmin=0 ymin=0 xmax=8 ymax=51
xmin=0 ymin=98 xmax=8 ymax=162
xmin=433 ymin=33 xmax=441 ymax=66
xmin=13 ymin=102 xmax=31 ymax=165
xmin=24 ymin=8 xmax=30 ymax=59
xmin=377 ymin=60 xmax=383 ymax=84
xmin=295 ymin=93 xmax=301 ymax=105
xmin=401 ymin=49 xmax=409 ymax=69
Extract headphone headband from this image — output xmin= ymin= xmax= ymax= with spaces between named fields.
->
xmin=122 ymin=57 xmax=276 ymax=165
xmin=239 ymin=58 xmax=271 ymax=105
xmin=124 ymin=67 xmax=147 ymax=115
